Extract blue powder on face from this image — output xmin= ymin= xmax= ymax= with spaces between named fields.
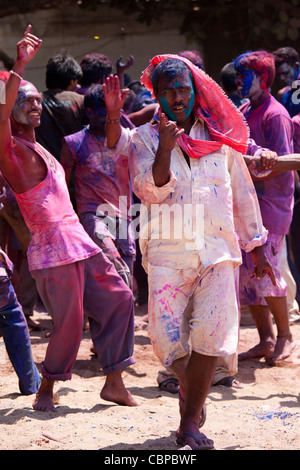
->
xmin=160 ymin=75 xmax=195 ymax=122
xmin=238 ymin=67 xmax=255 ymax=98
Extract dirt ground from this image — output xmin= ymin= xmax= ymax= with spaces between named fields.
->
xmin=0 ymin=303 xmax=299 ymax=452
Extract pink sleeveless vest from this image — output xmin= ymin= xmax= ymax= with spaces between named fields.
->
xmin=14 ymin=138 xmax=100 ymax=271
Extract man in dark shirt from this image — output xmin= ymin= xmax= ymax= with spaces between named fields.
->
xmin=35 ymin=51 xmax=87 ymax=161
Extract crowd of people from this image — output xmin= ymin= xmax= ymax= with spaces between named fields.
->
xmin=0 ymin=25 xmax=300 ymax=450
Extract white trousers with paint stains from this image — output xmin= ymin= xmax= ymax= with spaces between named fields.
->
xmin=147 ymin=260 xmax=239 ymax=367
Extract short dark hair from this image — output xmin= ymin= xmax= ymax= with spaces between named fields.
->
xmin=83 ymin=83 xmax=105 ymax=111
xmin=152 ymin=58 xmax=191 ymax=95
xmin=273 ymin=47 xmax=299 ymax=68
xmin=234 ymin=51 xmax=276 ymax=88
xmin=45 ymin=51 xmax=82 ymax=90
xmin=221 ymin=62 xmax=238 ymax=93
xmin=79 ymin=53 xmax=112 ymax=87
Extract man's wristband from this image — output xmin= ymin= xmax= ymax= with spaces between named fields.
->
xmin=10 ymin=70 xmax=23 ymax=80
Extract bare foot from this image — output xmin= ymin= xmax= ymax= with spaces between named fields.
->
xmin=238 ymin=339 xmax=275 ymax=361
xmin=26 ymin=316 xmax=43 ymax=331
xmin=90 ymin=345 xmax=97 ymax=356
xmin=100 ymin=372 xmax=138 ymax=407
xmin=266 ymin=334 xmax=295 ymax=365
xmin=32 ymin=378 xmax=56 ymax=412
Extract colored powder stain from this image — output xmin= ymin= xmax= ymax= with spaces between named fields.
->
xmin=253 ymin=410 xmax=300 ymax=426
xmin=160 ymin=76 xmax=195 ymax=121
xmin=158 ymin=282 xmax=173 ymax=296
xmin=163 ymin=284 xmax=172 ymax=290
xmin=159 ymin=284 xmax=187 ymax=300
xmin=243 ymin=286 xmax=257 ymax=303
xmin=186 ymin=84 xmax=195 ymax=118
xmin=162 ymin=316 xmax=180 ymax=343
xmin=209 ymin=320 xmax=220 ymax=336
xmin=164 ymin=300 xmax=173 ymax=314
xmin=174 ymin=287 xmax=188 ymax=297
xmin=238 ymin=68 xmax=255 ymax=98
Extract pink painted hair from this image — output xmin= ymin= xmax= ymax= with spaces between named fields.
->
xmin=234 ymin=51 xmax=276 ymax=88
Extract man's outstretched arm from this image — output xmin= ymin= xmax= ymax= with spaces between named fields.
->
xmin=0 ymin=25 xmax=42 ymax=158
xmin=244 ymin=153 xmax=300 ymax=173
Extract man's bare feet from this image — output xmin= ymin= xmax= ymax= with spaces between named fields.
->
xmin=238 ymin=339 xmax=275 ymax=361
xmin=26 ymin=316 xmax=43 ymax=331
xmin=32 ymin=378 xmax=56 ymax=412
xmin=266 ymin=334 xmax=295 ymax=365
xmin=100 ymin=372 xmax=138 ymax=406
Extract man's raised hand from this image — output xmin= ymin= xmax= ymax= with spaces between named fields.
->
xmin=17 ymin=25 xmax=42 ymax=64
xmin=159 ymin=113 xmax=184 ymax=152
xmin=103 ymin=74 xmax=129 ymax=116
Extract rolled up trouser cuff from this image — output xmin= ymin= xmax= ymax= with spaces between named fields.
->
xmin=41 ymin=362 xmax=72 ymax=382
xmin=102 ymin=355 xmax=135 ymax=376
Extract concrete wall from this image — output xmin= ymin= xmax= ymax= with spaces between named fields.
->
xmin=0 ymin=4 xmax=201 ymax=91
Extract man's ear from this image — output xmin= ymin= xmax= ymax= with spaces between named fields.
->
xmin=66 ymin=78 xmax=78 ymax=91
xmin=259 ymin=73 xmax=267 ymax=88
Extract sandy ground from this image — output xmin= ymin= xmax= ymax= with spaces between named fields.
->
xmin=0 ymin=304 xmax=299 ymax=452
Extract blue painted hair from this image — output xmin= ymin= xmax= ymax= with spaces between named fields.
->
xmin=151 ymin=59 xmax=191 ymax=95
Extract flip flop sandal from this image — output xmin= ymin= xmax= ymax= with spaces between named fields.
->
xmin=158 ymin=378 xmax=179 ymax=394
xmin=214 ymin=376 xmax=242 ymax=388
xmin=176 ymin=431 xmax=214 ymax=450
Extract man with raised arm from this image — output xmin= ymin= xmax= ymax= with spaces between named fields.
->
xmin=103 ymin=56 xmax=275 ymax=450
xmin=0 ymin=26 xmax=137 ymax=412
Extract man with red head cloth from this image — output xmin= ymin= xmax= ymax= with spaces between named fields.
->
xmin=104 ymin=54 xmax=275 ymax=449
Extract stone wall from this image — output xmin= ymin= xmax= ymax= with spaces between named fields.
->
xmin=0 ymin=4 xmax=201 ymax=91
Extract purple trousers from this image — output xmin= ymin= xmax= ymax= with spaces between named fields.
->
xmin=31 ymin=252 xmax=135 ymax=381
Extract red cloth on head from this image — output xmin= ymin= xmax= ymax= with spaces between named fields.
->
xmin=141 ymin=54 xmax=249 ymax=158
